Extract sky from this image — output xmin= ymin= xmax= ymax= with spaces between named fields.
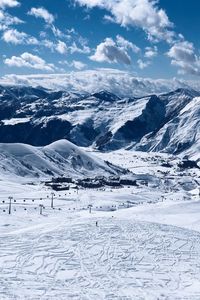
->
xmin=0 ymin=0 xmax=200 ymax=80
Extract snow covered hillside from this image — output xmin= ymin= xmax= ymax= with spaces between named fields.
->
xmin=0 ymin=139 xmax=124 ymax=180
xmin=136 ymin=96 xmax=200 ymax=160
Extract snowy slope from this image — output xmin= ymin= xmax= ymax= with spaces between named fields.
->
xmin=0 ymin=149 xmax=200 ymax=299
xmin=0 ymin=87 xmax=166 ymax=149
xmin=136 ymin=96 xmax=200 ymax=160
xmin=99 ymin=95 xmax=165 ymax=150
xmin=0 ymin=139 xmax=124 ymax=180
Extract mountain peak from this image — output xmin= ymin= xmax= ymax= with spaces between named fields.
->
xmin=92 ymin=90 xmax=120 ymax=101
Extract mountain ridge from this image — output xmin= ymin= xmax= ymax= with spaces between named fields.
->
xmin=0 ymin=139 xmax=126 ymax=180
xmin=0 ymin=85 xmax=199 ymax=160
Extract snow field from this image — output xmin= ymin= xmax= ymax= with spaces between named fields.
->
xmin=1 ymin=215 xmax=200 ymax=299
xmin=0 ymin=149 xmax=199 ymax=299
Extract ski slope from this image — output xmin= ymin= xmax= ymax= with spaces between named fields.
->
xmin=1 ymin=210 xmax=200 ymax=299
xmin=0 ymin=150 xmax=200 ymax=299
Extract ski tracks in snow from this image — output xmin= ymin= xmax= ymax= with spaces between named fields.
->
xmin=1 ymin=218 xmax=200 ymax=299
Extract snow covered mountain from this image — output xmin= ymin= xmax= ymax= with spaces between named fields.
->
xmin=136 ymin=95 xmax=200 ymax=160
xmin=0 ymin=85 xmax=199 ymax=159
xmin=0 ymin=139 xmax=124 ymax=179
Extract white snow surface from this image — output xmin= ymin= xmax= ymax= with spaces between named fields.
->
xmin=0 ymin=148 xmax=200 ymax=299
xmin=137 ymin=96 xmax=200 ymax=160
xmin=2 ymin=118 xmax=30 ymax=125
xmin=0 ymin=139 xmax=121 ymax=180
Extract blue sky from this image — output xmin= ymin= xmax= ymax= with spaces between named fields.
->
xmin=0 ymin=0 xmax=200 ymax=79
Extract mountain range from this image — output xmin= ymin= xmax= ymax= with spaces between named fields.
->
xmin=0 ymin=85 xmax=199 ymax=161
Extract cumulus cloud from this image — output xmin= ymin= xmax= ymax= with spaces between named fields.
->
xmin=71 ymin=60 xmax=86 ymax=70
xmin=56 ymin=40 xmax=68 ymax=54
xmin=116 ymin=35 xmax=140 ymax=53
xmin=58 ymin=60 xmax=87 ymax=70
xmin=0 ymin=10 xmax=23 ymax=29
xmin=28 ymin=7 xmax=55 ymax=24
xmin=0 ymin=0 xmax=19 ymax=9
xmin=0 ymin=0 xmax=22 ymax=31
xmin=75 ymin=0 xmax=200 ymax=76
xmin=137 ymin=59 xmax=151 ymax=70
xmin=1 ymin=28 xmax=70 ymax=55
xmin=50 ymin=27 xmax=91 ymax=55
xmin=2 ymin=28 xmax=26 ymax=44
xmin=43 ymin=40 xmax=90 ymax=55
xmin=74 ymin=0 xmax=174 ymax=42
xmin=42 ymin=39 xmax=54 ymax=50
xmin=70 ymin=41 xmax=90 ymax=54
xmin=136 ymin=46 xmax=158 ymax=70
xmin=90 ymin=38 xmax=132 ymax=65
xmin=51 ymin=25 xmax=63 ymax=38
xmin=4 ymin=52 xmax=56 ymax=71
xmin=167 ymin=41 xmax=200 ymax=76
xmin=2 ymin=29 xmax=38 ymax=45
xmin=145 ymin=46 xmax=158 ymax=58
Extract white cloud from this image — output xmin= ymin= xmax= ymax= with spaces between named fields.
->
xmin=56 ymin=40 xmax=68 ymax=54
xmin=28 ymin=7 xmax=55 ymax=24
xmin=56 ymin=27 xmax=91 ymax=54
xmin=0 ymin=0 xmax=20 ymax=9
xmin=145 ymin=46 xmax=158 ymax=58
xmin=4 ymin=52 xmax=56 ymax=71
xmin=116 ymin=35 xmax=140 ymax=53
xmin=70 ymin=41 xmax=90 ymax=54
xmin=2 ymin=28 xmax=26 ymax=44
xmin=43 ymin=39 xmax=54 ymax=50
xmin=58 ymin=60 xmax=87 ymax=70
xmin=137 ymin=59 xmax=150 ymax=69
xmin=27 ymin=36 xmax=39 ymax=45
xmin=1 ymin=29 xmax=70 ymax=54
xmin=75 ymin=0 xmax=174 ymax=42
xmin=90 ymin=38 xmax=131 ymax=65
xmin=2 ymin=69 xmax=200 ymax=97
xmin=0 ymin=10 xmax=23 ymax=29
xmin=51 ymin=25 xmax=63 ymax=38
xmin=103 ymin=14 xmax=115 ymax=24
xmin=167 ymin=41 xmax=200 ymax=76
xmin=71 ymin=60 xmax=86 ymax=70
xmin=75 ymin=0 xmax=200 ymax=76
xmin=2 ymin=29 xmax=38 ymax=45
